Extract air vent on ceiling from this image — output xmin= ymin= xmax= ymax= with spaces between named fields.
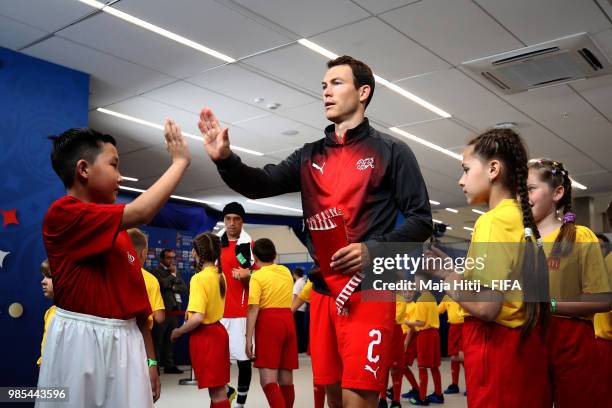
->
xmin=463 ymin=33 xmax=612 ymax=94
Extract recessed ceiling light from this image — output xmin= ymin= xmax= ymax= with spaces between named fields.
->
xmin=246 ymin=199 xmax=303 ymax=214
xmin=122 ymin=176 xmax=139 ymax=182
xmin=433 ymin=219 xmax=443 ymax=224
xmin=96 ymin=108 xmax=264 ymax=156
xmin=254 ymin=97 xmax=264 ymax=104
xmin=569 ymin=177 xmax=587 ymax=190
xmin=267 ymin=103 xmax=281 ymax=110
xmin=445 ymin=207 xmax=459 ymax=213
xmin=472 ymin=209 xmax=486 ymax=215
xmin=390 ymin=127 xmax=462 ymax=161
xmin=493 ymin=122 xmax=516 ymax=129
xmin=77 ymin=0 xmax=235 ymax=63
xmin=463 ymin=226 xmax=474 ymax=232
xmin=119 ymin=186 xmax=220 ymax=206
xmin=446 ymin=226 xmax=453 ymax=230
xmin=281 ymin=130 xmax=299 ymax=136
xmin=429 ymin=200 xmax=440 ymax=205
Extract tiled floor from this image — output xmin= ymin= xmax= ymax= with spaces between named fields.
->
xmin=156 ymin=356 xmax=468 ymax=408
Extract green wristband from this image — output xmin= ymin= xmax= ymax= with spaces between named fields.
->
xmin=147 ymin=358 xmax=158 ymax=367
xmin=550 ymin=298 xmax=557 ymax=314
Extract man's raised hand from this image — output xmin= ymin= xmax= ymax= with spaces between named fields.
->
xmin=198 ymin=107 xmax=231 ymax=161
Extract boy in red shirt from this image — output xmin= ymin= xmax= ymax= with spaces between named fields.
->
xmin=37 ymin=121 xmax=190 ymax=408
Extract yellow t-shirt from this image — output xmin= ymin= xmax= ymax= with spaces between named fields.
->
xmin=463 ymin=198 xmax=526 ymax=328
xmin=543 ymin=226 xmax=611 ymax=303
xmin=438 ymin=295 xmax=464 ymax=324
xmin=593 ymin=253 xmax=612 ymax=340
xmin=395 ymin=296 xmax=408 ymax=325
xmin=186 ymin=266 xmax=226 ymax=324
xmin=413 ymin=291 xmax=440 ymax=331
xmin=298 ymin=280 xmax=313 ymax=303
xmin=37 ymin=305 xmax=57 ymax=366
xmin=249 ymin=264 xmax=294 ymax=309
xmin=402 ymin=301 xmax=416 ymax=334
xmin=142 ymin=268 xmax=165 ymax=330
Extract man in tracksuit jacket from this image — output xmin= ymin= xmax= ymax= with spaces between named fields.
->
xmin=198 ymin=55 xmax=432 ymax=408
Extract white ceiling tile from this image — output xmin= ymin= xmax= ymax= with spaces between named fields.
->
xmin=89 ymin=77 xmax=134 ymax=109
xmin=551 ymin=152 xmax=609 ymax=176
xmin=311 ymin=17 xmax=449 ymax=80
xmin=0 ymin=0 xmax=93 ymax=32
xmin=398 ymin=119 xmax=474 ymax=150
xmin=233 ymin=114 xmax=321 ymax=150
xmin=231 ymin=0 xmax=369 ymax=37
xmin=56 ymin=13 xmax=222 ymax=79
xmin=366 ymin=86 xmax=441 ymax=126
xmin=89 ymin=109 xmax=161 ymax=154
xmin=566 ymin=170 xmax=612 ymax=193
xmin=277 ymin=101 xmax=332 ymax=131
xmin=380 ymin=0 xmax=523 ymax=65
xmin=114 ymin=0 xmax=292 ymax=59
xmin=475 ymin=0 xmax=612 ymax=45
xmin=572 ymin=74 xmax=612 ymax=122
xmin=0 ymin=15 xmax=47 ymax=50
xmin=244 ymin=43 xmax=330 ymax=94
xmin=188 ymin=64 xmax=317 ymax=110
xmin=143 ymin=81 xmax=267 ymax=123
xmin=23 ymin=36 xmax=175 ymax=95
xmin=395 ymin=68 xmax=508 ymax=119
xmin=350 ymin=0 xmax=419 ymax=15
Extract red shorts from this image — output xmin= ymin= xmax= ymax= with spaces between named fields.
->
xmin=447 ymin=323 xmax=463 ymax=356
xmin=254 ymin=308 xmax=298 ymax=370
xmin=390 ymin=324 xmax=406 ymax=368
xmin=190 ymin=321 xmax=230 ymax=389
xmin=404 ymin=331 xmax=417 ymax=366
xmin=310 ymin=290 xmax=395 ymax=391
xmin=595 ymin=338 xmax=612 ymax=405
xmin=462 ymin=318 xmax=551 ymax=408
xmin=546 ymin=317 xmax=600 ymax=408
xmin=416 ymin=328 xmax=440 ymax=368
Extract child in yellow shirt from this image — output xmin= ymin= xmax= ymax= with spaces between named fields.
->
xmin=37 ymin=259 xmax=56 ymax=367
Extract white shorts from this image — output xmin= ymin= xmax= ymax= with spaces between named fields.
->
xmin=220 ymin=317 xmax=250 ymax=361
xmin=36 ymin=308 xmax=153 ymax=408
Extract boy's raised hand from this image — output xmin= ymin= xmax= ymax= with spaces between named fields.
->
xmin=164 ymin=118 xmax=191 ymax=166
xmin=198 ymin=107 xmax=231 ymax=161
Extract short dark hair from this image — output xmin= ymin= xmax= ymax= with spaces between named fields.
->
xmin=327 ymin=55 xmax=375 ymax=108
xmin=596 ymin=233 xmax=610 ymax=243
xmin=160 ymin=249 xmax=175 ymax=260
xmin=40 ymin=259 xmax=51 ymax=278
xmin=50 ymin=128 xmax=116 ymax=188
xmin=253 ymin=238 xmax=277 ymax=263
xmin=293 ymin=267 xmax=305 ymax=278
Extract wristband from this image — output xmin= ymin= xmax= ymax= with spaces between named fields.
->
xmin=147 ymin=358 xmax=158 ymax=367
xmin=550 ymin=298 xmax=557 ymax=314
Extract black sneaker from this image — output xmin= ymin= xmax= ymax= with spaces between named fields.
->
xmin=163 ymin=366 xmax=184 ymax=374
xmin=378 ymin=398 xmax=389 ymax=408
xmin=425 ymin=393 xmax=444 ymax=404
xmin=386 ymin=386 xmax=394 ymax=400
xmin=402 ymin=389 xmax=420 ymax=399
xmin=390 ymin=400 xmax=402 ymax=408
xmin=226 ymin=385 xmax=237 ymax=402
xmin=444 ymin=383 xmax=460 ymax=394
xmin=409 ymin=397 xmax=429 ymax=406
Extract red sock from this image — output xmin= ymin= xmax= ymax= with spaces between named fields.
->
xmin=313 ymin=384 xmax=326 ymax=408
xmin=431 ymin=367 xmax=442 ymax=395
xmin=404 ymin=367 xmax=419 ymax=390
xmin=451 ymin=360 xmax=460 ymax=385
xmin=280 ymin=384 xmax=295 ymax=408
xmin=380 ymin=369 xmax=390 ymax=398
xmin=263 ymin=383 xmax=285 ymax=408
xmin=211 ymin=400 xmax=230 ymax=408
xmin=392 ymin=369 xmax=403 ymax=401
xmin=418 ymin=367 xmax=428 ymax=401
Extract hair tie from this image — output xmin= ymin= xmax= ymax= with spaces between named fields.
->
xmin=551 ymin=169 xmax=557 ymax=175
xmin=563 ymin=212 xmax=576 ymax=224
xmin=524 ymin=227 xmax=533 ymax=238
xmin=536 ymin=238 xmax=543 ymax=248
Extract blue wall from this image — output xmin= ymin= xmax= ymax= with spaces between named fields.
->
xmin=0 ymin=47 xmax=89 ymax=386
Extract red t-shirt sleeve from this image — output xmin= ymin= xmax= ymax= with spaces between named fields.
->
xmin=45 ymin=197 xmax=125 ymax=260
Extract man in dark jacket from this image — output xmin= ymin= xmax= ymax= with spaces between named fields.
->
xmin=198 ymin=55 xmax=432 ymax=407
xmin=151 ymin=248 xmax=186 ymax=374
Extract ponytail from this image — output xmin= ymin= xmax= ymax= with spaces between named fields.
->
xmin=193 ymin=232 xmax=225 ymax=298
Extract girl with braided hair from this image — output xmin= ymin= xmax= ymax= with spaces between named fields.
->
xmin=171 ymin=232 xmax=230 ymax=408
xmin=527 ymin=159 xmax=611 ymax=407
xmin=425 ymin=128 xmax=551 ymax=407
